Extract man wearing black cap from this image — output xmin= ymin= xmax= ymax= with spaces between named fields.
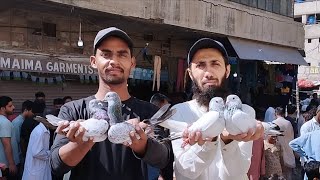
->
xmin=168 ymin=38 xmax=264 ymax=180
xmin=50 ymin=27 xmax=170 ymax=180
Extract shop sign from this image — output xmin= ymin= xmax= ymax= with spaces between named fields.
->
xmin=0 ymin=53 xmax=96 ymax=75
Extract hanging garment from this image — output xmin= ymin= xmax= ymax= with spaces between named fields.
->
xmin=152 ymin=55 xmax=161 ymax=91
xmin=167 ymin=58 xmax=178 ymax=93
xmin=176 ymin=58 xmax=185 ymax=92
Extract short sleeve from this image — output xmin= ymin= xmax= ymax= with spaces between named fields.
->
xmin=0 ymin=119 xmax=12 ymax=138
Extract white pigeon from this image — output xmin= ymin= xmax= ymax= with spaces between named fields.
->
xmin=224 ymin=94 xmax=256 ymax=135
xmin=160 ymin=97 xmax=225 ymax=141
xmin=187 ymin=97 xmax=225 ymax=139
xmin=46 ymin=115 xmax=109 ymax=142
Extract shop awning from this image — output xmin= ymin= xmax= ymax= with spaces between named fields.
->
xmin=298 ymin=79 xmax=320 ymax=88
xmin=228 ymin=37 xmax=308 ymax=66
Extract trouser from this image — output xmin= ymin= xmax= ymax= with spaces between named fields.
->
xmin=160 ymin=141 xmax=174 ymax=180
xmin=148 ymin=164 xmax=160 ymax=180
xmin=4 ymin=164 xmax=20 ymax=180
xmin=152 ymin=55 xmax=161 ymax=91
xmin=282 ymin=166 xmax=293 ymax=180
xmin=176 ymin=59 xmax=185 ymax=92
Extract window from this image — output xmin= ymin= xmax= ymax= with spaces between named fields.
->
xmin=280 ymin=0 xmax=288 ymax=16
xmin=43 ymin=22 xmax=56 ymax=37
xmin=287 ymin=0 xmax=293 ymax=17
xmin=240 ymin=0 xmax=249 ymax=5
xmin=294 ymin=17 xmax=302 ymax=22
xmin=273 ymin=0 xmax=281 ymax=14
xmin=249 ymin=0 xmax=258 ymax=7
xmin=257 ymin=0 xmax=266 ymax=10
xmin=29 ymin=21 xmax=56 ymax=37
xmin=229 ymin=0 xmax=293 ymax=17
xmin=266 ymin=0 xmax=273 ymax=12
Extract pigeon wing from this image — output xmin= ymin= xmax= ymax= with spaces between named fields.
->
xmin=158 ymin=119 xmax=188 ymax=132
xmin=231 ymin=110 xmax=256 ymax=134
xmin=241 ymin=104 xmax=256 ymax=119
xmin=190 ymin=111 xmax=224 ymax=139
xmin=46 ymin=114 xmax=65 ymax=126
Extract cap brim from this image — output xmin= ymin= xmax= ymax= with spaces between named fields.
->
xmin=187 ymin=38 xmax=228 ymax=65
xmin=95 ymin=30 xmax=133 ymax=50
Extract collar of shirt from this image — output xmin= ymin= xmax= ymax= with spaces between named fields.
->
xmin=312 ymin=117 xmax=320 ymax=125
xmin=38 ymin=123 xmax=50 ymax=133
xmin=191 ymin=99 xmax=208 ymax=113
xmin=18 ymin=114 xmax=24 ymax=121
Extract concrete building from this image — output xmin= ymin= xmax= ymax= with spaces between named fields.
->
xmin=0 ymin=0 xmax=306 ymax=110
xmin=295 ymin=0 xmax=320 ymax=88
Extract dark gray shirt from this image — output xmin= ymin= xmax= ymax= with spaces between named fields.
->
xmin=50 ymin=96 xmax=170 ymax=180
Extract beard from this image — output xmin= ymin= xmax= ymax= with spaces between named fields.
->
xmin=5 ymin=109 xmax=13 ymax=115
xmin=192 ymin=74 xmax=228 ymax=108
xmin=102 ymin=75 xmax=126 ymax=85
xmin=101 ymin=68 xmax=126 ymax=85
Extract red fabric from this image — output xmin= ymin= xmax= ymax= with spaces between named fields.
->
xmin=247 ymin=137 xmax=265 ymax=180
xmin=275 ymin=74 xmax=284 ymax=82
xmin=7 ymin=114 xmax=18 ymax=121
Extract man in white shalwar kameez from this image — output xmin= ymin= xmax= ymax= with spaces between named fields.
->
xmin=22 ymin=122 xmax=51 ymax=180
xmin=166 ymin=38 xmax=264 ymax=180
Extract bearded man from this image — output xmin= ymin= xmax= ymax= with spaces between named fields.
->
xmin=169 ymin=38 xmax=264 ymax=180
xmin=0 ymin=96 xmax=19 ymax=180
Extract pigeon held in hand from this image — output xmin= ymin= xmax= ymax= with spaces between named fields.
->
xmin=105 ymin=92 xmax=139 ymax=144
xmin=89 ymin=99 xmax=109 ymax=120
xmin=187 ymin=97 xmax=226 ymax=139
xmin=224 ymin=94 xmax=256 ymax=136
xmin=46 ymin=114 xmax=109 ymax=142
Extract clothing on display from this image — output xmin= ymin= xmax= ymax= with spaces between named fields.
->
xmin=176 ymin=59 xmax=186 ymax=92
xmin=152 ymin=55 xmax=161 ymax=91
xmin=134 ymin=68 xmax=143 ymax=80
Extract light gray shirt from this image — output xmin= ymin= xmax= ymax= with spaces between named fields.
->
xmin=300 ymin=117 xmax=320 ymax=136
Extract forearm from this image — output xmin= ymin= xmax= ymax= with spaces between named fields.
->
xmin=59 ymin=141 xmax=94 ymax=166
xmin=137 ymin=138 xmax=170 ymax=169
xmin=3 ymin=144 xmax=15 ymax=165
xmin=290 ymin=145 xmax=306 ymax=158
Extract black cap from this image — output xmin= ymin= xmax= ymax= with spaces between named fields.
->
xmin=94 ymin=27 xmax=133 ymax=54
xmin=187 ymin=38 xmax=229 ymax=65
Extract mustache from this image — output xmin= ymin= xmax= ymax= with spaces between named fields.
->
xmin=202 ymin=78 xmax=219 ymax=85
xmin=106 ymin=67 xmax=124 ymax=73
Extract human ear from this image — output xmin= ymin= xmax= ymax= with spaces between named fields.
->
xmin=225 ymin=64 xmax=231 ymax=78
xmin=90 ymin=56 xmax=97 ymax=69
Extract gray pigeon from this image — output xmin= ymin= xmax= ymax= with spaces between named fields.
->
xmin=45 ymin=98 xmax=110 ymax=142
xmin=224 ymin=94 xmax=256 ymax=135
xmin=105 ymin=92 xmax=138 ymax=144
xmin=89 ymin=99 xmax=109 ymax=120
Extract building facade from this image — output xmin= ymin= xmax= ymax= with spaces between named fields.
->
xmin=0 ymin=0 xmax=305 ymax=110
xmin=295 ymin=0 xmax=320 ymax=89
